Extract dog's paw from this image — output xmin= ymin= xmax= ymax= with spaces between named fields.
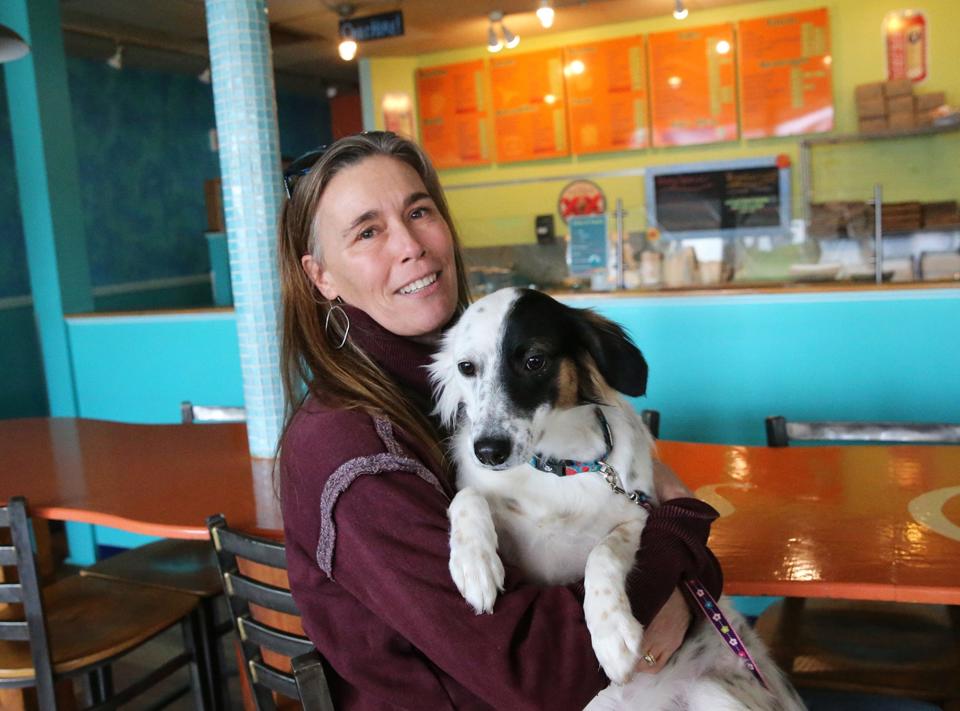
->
xmin=448 ymin=488 xmax=504 ymax=614
xmin=449 ymin=541 xmax=505 ymax=614
xmin=584 ymin=586 xmax=643 ymax=684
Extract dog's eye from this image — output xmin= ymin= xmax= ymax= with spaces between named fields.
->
xmin=457 ymin=361 xmax=476 ymax=377
xmin=524 ymin=355 xmax=546 ymax=372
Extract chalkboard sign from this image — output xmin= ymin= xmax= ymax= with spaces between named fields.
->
xmin=645 ymin=157 xmax=791 ymax=239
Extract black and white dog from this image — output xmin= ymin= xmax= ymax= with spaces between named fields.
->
xmin=429 ymin=288 xmax=803 ymax=710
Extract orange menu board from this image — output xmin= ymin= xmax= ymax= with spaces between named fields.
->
xmin=648 ymin=24 xmax=738 ymax=147
xmin=564 ymin=36 xmax=649 ymax=154
xmin=416 ymin=60 xmax=490 ymax=169
xmin=489 ymin=49 xmax=569 ymax=163
xmin=738 ymin=8 xmax=833 ymax=139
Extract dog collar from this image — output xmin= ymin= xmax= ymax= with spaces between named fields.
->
xmin=529 ymin=407 xmax=614 ymax=477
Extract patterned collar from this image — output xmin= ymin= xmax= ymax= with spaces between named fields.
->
xmin=529 ymin=407 xmax=614 ymax=477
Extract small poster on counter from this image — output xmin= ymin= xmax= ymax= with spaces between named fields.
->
xmin=568 ymin=214 xmax=608 ymax=277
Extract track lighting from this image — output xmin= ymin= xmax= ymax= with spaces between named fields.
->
xmin=536 ymin=0 xmax=555 ymax=29
xmin=106 ymin=43 xmax=123 ymax=70
xmin=336 ymin=4 xmax=359 ymax=62
xmin=338 ymin=33 xmax=358 ymax=61
xmin=487 ymin=11 xmax=519 ymax=53
xmin=673 ymin=0 xmax=688 ymax=20
xmin=0 ymin=23 xmax=30 ymax=63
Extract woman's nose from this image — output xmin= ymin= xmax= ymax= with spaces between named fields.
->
xmin=393 ymin=223 xmax=426 ymax=262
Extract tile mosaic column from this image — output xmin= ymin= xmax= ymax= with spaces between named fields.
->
xmin=205 ymin=0 xmax=283 ymax=458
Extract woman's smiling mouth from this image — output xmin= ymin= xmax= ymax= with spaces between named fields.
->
xmin=398 ymin=272 xmax=439 ymax=295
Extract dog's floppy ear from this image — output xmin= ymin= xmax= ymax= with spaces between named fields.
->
xmin=570 ymin=308 xmax=648 ymax=396
xmin=427 ymin=329 xmax=462 ymax=429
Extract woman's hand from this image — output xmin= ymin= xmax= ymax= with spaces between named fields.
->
xmin=652 ymin=459 xmax=694 ymax=502
xmin=634 ymin=587 xmax=691 ymax=674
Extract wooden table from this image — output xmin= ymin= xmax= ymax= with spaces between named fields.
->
xmin=2 ymin=418 xmax=960 ymax=604
xmin=0 ymin=418 xmax=281 ymax=540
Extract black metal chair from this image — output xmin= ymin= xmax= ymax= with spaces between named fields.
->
xmin=757 ymin=417 xmax=960 ymax=704
xmin=207 ymin=514 xmax=334 ymax=711
xmin=764 ymin=415 xmax=960 ymax=447
xmin=640 ymin=409 xmax=660 ymax=439
xmin=0 ymin=496 xmax=206 ymax=709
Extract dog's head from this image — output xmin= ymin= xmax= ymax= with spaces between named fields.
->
xmin=429 ymin=288 xmax=647 ymax=469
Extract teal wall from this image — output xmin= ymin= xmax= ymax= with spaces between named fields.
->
xmin=0 ymin=57 xmax=332 ymax=420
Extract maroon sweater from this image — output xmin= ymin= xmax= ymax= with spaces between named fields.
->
xmin=280 ymin=307 xmax=723 ymax=710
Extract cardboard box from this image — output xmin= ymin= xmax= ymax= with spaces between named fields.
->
xmin=857 ymin=97 xmax=886 ymax=118
xmin=888 ymin=111 xmax=916 ymax=130
xmin=886 ymin=95 xmax=916 ymax=114
xmin=916 ymin=92 xmax=946 ymax=111
xmin=855 ymin=82 xmax=885 ymax=103
xmin=859 ymin=117 xmax=888 ymax=133
xmin=884 ymin=78 xmax=913 ymax=97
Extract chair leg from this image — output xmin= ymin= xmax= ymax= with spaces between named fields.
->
xmin=182 ymin=614 xmax=211 ymax=711
xmin=195 ymin=598 xmax=228 ymax=710
xmin=771 ymin=597 xmax=806 ymax=672
xmin=85 ymin=665 xmax=112 ymax=704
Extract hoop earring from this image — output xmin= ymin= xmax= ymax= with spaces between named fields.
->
xmin=324 ymin=303 xmax=350 ymax=350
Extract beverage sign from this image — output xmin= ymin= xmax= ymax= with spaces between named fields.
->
xmin=568 ymin=215 xmax=608 ymax=277
xmin=884 ymin=10 xmax=927 ymax=83
xmin=339 ymin=11 xmax=404 ymax=42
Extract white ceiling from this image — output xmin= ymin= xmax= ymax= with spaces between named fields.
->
xmin=58 ymin=0 xmax=751 ymax=95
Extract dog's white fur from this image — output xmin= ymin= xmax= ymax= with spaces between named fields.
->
xmin=430 ymin=288 xmax=804 ymax=711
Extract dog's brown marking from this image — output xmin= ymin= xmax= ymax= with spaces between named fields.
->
xmin=577 ymin=353 xmax=616 ymax=404
xmin=556 ymin=357 xmax=579 ymax=408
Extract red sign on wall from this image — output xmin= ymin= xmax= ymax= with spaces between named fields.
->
xmin=884 ymin=10 xmax=927 ymax=83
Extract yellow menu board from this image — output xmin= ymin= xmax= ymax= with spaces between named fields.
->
xmin=648 ymin=24 xmax=738 ymax=147
xmin=490 ymin=49 xmax=569 ymax=163
xmin=564 ymin=36 xmax=649 ymax=154
xmin=416 ymin=60 xmax=490 ymax=169
xmin=738 ymin=8 xmax=833 ymax=139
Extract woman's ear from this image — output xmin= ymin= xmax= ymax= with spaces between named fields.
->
xmin=301 ymin=254 xmax=338 ymax=301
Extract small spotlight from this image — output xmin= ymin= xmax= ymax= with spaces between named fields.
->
xmin=106 ymin=44 xmax=123 ymax=70
xmin=487 ymin=22 xmax=503 ymax=53
xmin=715 ymin=40 xmax=731 ymax=55
xmin=667 ymin=75 xmax=682 ymax=89
xmin=563 ymin=59 xmax=586 ymax=77
xmin=544 ymin=93 xmax=557 ymax=104
xmin=536 ymin=0 xmax=555 ymax=29
xmin=673 ymin=0 xmax=688 ymax=20
xmin=502 ymin=21 xmax=519 ymax=49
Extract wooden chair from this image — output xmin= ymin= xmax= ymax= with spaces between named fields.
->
xmin=79 ymin=402 xmax=248 ymax=709
xmin=764 ymin=415 xmax=960 ymax=447
xmin=0 ymin=497 xmax=206 ymax=709
xmin=758 ymin=417 xmax=960 ymax=703
xmin=207 ymin=514 xmax=334 ymax=711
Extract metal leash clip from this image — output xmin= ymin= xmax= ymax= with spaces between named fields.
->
xmin=597 ymin=461 xmax=652 ymax=509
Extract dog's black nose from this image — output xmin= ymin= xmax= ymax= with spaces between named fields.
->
xmin=474 ymin=437 xmax=512 ymax=466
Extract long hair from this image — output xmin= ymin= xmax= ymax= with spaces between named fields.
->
xmin=277 ymin=131 xmax=470 ymax=478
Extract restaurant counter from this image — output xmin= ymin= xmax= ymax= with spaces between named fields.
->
xmin=65 ymin=280 xmax=960 ymax=445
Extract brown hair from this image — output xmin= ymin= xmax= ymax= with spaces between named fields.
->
xmin=277 ymin=131 xmax=470 ymax=476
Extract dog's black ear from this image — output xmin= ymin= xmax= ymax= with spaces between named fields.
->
xmin=570 ymin=308 xmax=648 ymax=396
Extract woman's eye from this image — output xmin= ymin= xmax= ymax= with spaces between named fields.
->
xmin=410 ymin=206 xmax=429 ymax=219
xmin=358 ymin=227 xmax=376 ymax=240
xmin=524 ymin=355 xmax=546 ymax=372
xmin=457 ymin=361 xmax=476 ymax=377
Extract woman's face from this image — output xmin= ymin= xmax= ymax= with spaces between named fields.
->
xmin=302 ymin=155 xmax=459 ymax=339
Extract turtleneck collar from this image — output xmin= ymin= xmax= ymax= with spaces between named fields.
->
xmin=339 ymin=303 xmax=437 ymax=401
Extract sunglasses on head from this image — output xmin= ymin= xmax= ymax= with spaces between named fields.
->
xmin=282 ymin=145 xmax=328 ymax=199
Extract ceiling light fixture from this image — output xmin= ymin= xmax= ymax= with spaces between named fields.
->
xmin=673 ymin=0 xmax=688 ymax=20
xmin=106 ymin=43 xmax=124 ymax=70
xmin=336 ymin=4 xmax=359 ymax=62
xmin=536 ymin=0 xmax=555 ymax=29
xmin=487 ymin=11 xmax=519 ymax=52
xmin=0 ymin=23 xmax=30 ymax=63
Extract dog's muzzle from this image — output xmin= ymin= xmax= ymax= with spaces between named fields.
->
xmin=473 ymin=436 xmax=512 ymax=467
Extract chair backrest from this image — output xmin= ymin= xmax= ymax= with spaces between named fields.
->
xmin=207 ymin=514 xmax=334 ymax=711
xmin=0 ymin=497 xmax=57 ymax=709
xmin=765 ymin=415 xmax=960 ymax=447
xmin=180 ymin=401 xmax=246 ymax=424
xmin=641 ymin=409 xmax=660 ymax=439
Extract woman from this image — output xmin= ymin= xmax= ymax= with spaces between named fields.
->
xmin=278 ymin=131 xmax=723 ymax=709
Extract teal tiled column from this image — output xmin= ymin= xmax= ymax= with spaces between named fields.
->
xmin=205 ymin=0 xmax=284 ymax=458
xmin=1 ymin=0 xmax=93 ymax=416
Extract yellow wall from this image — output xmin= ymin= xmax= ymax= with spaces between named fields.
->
xmin=366 ymin=0 xmax=960 ymax=246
